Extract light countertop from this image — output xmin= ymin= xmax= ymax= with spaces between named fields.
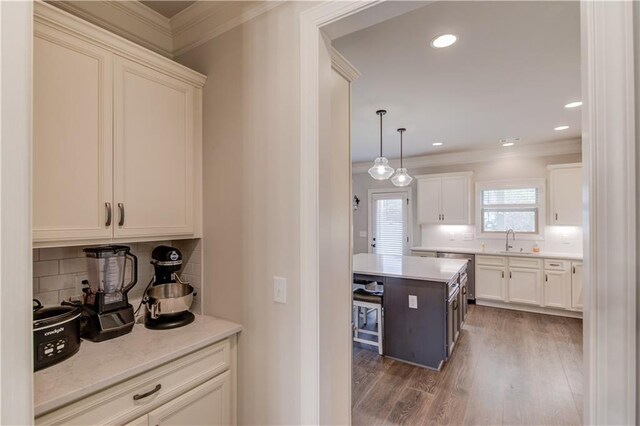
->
xmin=353 ymin=253 xmax=467 ymax=283
xmin=411 ymin=246 xmax=583 ymax=261
xmin=34 ymin=315 xmax=242 ymax=417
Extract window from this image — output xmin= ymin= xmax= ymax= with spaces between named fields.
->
xmin=369 ymin=190 xmax=411 ymax=255
xmin=477 ymin=181 xmax=545 ymax=236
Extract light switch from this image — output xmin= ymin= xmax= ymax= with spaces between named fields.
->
xmin=274 ymin=276 xmax=287 ymax=304
xmin=359 ymin=231 xmax=368 ymax=238
xmin=408 ymin=295 xmax=418 ymax=309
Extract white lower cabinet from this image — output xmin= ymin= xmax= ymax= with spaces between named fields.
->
xmin=35 ymin=337 xmax=236 ymax=426
xmin=476 ymin=255 xmax=581 ymax=315
xmin=132 ymin=371 xmax=231 ymax=426
xmin=571 ymin=262 xmax=584 ymax=310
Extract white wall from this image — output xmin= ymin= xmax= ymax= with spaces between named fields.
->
xmin=0 ymin=1 xmax=34 ymax=423
xmin=176 ymin=3 xmax=313 ymax=423
xmin=353 ymin=153 xmax=583 ymax=255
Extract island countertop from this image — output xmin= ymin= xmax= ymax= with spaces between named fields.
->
xmin=353 ymin=253 xmax=467 ymax=283
xmin=34 ymin=314 xmax=242 ymax=417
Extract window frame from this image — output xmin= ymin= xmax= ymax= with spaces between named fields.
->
xmin=475 ymin=179 xmax=546 ymax=240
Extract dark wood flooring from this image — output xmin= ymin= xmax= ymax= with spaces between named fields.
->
xmin=352 ymin=305 xmax=583 ymax=425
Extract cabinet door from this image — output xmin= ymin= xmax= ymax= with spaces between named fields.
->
xmin=113 ymin=56 xmax=195 ymax=238
xmin=544 ymin=270 xmax=570 ymax=309
xmin=33 ymin=26 xmax=113 ymax=242
xmin=441 ymin=176 xmax=469 ymax=224
xmin=148 ymin=371 xmax=231 ymax=426
xmin=417 ymin=178 xmax=441 ymax=224
xmin=508 ymin=268 xmax=541 ymax=305
xmin=475 ymin=265 xmax=506 ymax=301
xmin=571 ymin=262 xmax=584 ymax=311
xmin=551 ymin=167 xmax=582 ymax=225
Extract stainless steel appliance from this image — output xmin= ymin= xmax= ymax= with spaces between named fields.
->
xmin=81 ymin=245 xmax=138 ymax=342
xmin=437 ymin=252 xmax=475 ymax=302
xmin=33 ymin=299 xmax=82 ymax=370
xmin=143 ymin=245 xmax=195 ymax=330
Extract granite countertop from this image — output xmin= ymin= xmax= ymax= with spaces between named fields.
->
xmin=353 ymin=253 xmax=467 ymax=283
xmin=410 ymin=246 xmax=583 ymax=261
xmin=34 ymin=315 xmax=242 ymax=417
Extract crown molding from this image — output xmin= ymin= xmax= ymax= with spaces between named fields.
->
xmin=45 ymin=0 xmax=174 ymax=57
xmin=330 ymin=46 xmax=361 ymax=82
xmin=352 ymin=138 xmax=582 ymax=174
xmin=171 ymin=1 xmax=284 ymax=57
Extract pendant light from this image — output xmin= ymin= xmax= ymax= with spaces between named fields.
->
xmin=391 ymin=128 xmax=413 ymax=187
xmin=368 ymin=110 xmax=394 ymax=180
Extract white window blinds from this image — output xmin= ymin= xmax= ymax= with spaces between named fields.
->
xmin=481 ymin=187 xmax=539 ymax=233
xmin=373 ymin=198 xmax=405 ymax=256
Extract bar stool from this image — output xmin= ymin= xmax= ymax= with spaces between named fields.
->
xmin=352 ymin=286 xmax=383 ymax=355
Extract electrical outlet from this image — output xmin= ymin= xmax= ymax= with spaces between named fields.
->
xmin=408 ymin=295 xmax=418 ymax=309
xmin=273 ymin=276 xmax=287 ymax=304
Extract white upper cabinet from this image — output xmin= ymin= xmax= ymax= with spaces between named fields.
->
xmin=33 ymin=3 xmax=205 ymax=247
xmin=548 ymin=163 xmax=583 ymax=226
xmin=113 ymin=57 xmax=195 ymax=238
xmin=33 ymin=25 xmax=114 ymax=243
xmin=416 ymin=172 xmax=472 ymax=225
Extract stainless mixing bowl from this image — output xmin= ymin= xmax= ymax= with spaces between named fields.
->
xmin=144 ymin=283 xmax=194 ymax=319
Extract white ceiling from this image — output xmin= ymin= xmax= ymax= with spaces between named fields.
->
xmin=332 ymin=1 xmax=581 ymax=163
xmin=140 ymin=0 xmax=196 ymax=18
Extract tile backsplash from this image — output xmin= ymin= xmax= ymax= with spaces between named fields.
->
xmin=33 ymin=239 xmax=202 ymax=314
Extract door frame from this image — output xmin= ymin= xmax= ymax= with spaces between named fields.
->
xmin=367 ymin=187 xmax=413 ymax=255
xmin=300 ymin=1 xmax=637 ymax=425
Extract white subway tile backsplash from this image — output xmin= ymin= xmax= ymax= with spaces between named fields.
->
xmin=33 ymin=260 xmax=59 ymax=277
xmin=33 ymin=277 xmax=39 ymax=293
xmin=40 ymin=247 xmax=79 ymax=261
xmin=59 ymin=257 xmax=88 ymax=274
xmin=39 ymin=274 xmax=77 ymax=292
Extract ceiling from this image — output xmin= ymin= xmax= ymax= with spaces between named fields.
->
xmin=332 ymin=1 xmax=581 ymax=163
xmin=140 ymin=0 xmax=196 ymax=18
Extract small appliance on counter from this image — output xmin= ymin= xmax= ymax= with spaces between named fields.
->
xmin=81 ymin=245 xmax=138 ymax=342
xmin=143 ymin=245 xmax=196 ymax=330
xmin=33 ymin=299 xmax=82 ymax=371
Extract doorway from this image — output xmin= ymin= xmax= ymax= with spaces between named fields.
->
xmin=368 ymin=189 xmax=411 ymax=256
xmin=300 ymin=1 xmax=637 ymax=425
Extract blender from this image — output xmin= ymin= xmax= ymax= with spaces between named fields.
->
xmin=82 ymin=245 xmax=138 ymax=342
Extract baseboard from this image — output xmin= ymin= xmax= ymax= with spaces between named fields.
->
xmin=476 ymin=299 xmax=583 ymax=319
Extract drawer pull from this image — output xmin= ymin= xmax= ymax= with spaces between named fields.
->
xmin=133 ymin=384 xmax=161 ymax=401
xmin=549 ymin=263 xmax=560 ymax=267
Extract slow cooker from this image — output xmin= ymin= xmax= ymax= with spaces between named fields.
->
xmin=33 ymin=299 xmax=82 ymax=371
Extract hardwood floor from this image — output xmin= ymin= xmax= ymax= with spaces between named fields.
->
xmin=352 ymin=305 xmax=583 ymax=425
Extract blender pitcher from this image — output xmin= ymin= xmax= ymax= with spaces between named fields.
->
xmin=83 ymin=245 xmax=138 ymax=308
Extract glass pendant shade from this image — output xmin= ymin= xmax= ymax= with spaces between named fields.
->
xmin=391 ymin=167 xmax=413 ymax=186
xmin=368 ymin=157 xmax=395 ymax=180
xmin=391 ymin=127 xmax=413 ymax=187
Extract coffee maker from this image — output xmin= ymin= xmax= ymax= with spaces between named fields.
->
xmin=81 ymin=245 xmax=138 ymax=342
xmin=143 ymin=245 xmax=195 ymax=330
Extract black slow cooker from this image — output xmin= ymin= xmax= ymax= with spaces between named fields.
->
xmin=33 ymin=299 xmax=82 ymax=371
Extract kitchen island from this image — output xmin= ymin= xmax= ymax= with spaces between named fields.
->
xmin=353 ymin=253 xmax=468 ymax=370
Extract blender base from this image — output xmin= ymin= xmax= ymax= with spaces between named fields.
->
xmin=144 ymin=311 xmax=195 ymax=330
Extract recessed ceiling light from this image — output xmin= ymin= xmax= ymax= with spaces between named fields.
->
xmin=432 ymin=142 xmax=443 ymax=146
xmin=500 ymin=137 xmax=520 ymax=147
xmin=554 ymin=125 xmax=570 ymax=131
xmin=564 ymin=101 xmax=582 ymax=108
xmin=431 ymin=34 xmax=457 ymax=48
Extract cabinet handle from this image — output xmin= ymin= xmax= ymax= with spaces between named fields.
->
xmin=545 ymin=274 xmax=548 ymax=282
xmin=105 ymin=202 xmax=112 ymax=227
xmin=573 ymin=266 xmax=576 ymax=274
xmin=453 ymin=300 xmax=458 ymax=310
xmin=118 ymin=203 xmax=125 ymax=226
xmin=463 ymin=287 xmax=467 ymax=295
xmin=133 ymin=384 xmax=161 ymax=401
xmin=501 ymin=271 xmax=504 ymax=278
xmin=509 ymin=271 xmax=512 ymax=279
xmin=555 ymin=213 xmax=558 ymax=221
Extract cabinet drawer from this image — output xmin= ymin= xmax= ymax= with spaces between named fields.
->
xmin=476 ymin=255 xmax=506 ymax=267
xmin=508 ymin=257 xmax=542 ymax=269
xmin=36 ymin=339 xmax=230 ymax=426
xmin=544 ymin=259 xmax=570 ymax=271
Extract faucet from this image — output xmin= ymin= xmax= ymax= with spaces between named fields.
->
xmin=505 ymin=229 xmax=516 ymax=252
